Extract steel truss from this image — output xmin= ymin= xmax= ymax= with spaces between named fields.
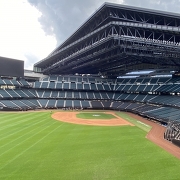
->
xmin=34 ymin=4 xmax=180 ymax=76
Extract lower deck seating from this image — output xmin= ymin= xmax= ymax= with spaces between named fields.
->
xmin=1 ymin=97 xmax=180 ymax=123
xmin=2 ymin=77 xmax=180 ymax=125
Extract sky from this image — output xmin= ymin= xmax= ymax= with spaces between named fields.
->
xmin=0 ymin=0 xmax=180 ymax=70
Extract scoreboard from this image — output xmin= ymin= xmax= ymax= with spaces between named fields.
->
xmin=0 ymin=56 xmax=24 ymax=77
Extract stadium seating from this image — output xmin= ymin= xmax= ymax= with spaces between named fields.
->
xmin=2 ymin=75 xmax=180 ymax=130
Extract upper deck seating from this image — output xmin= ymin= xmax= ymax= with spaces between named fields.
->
xmin=117 ymin=102 xmax=132 ymax=109
xmin=122 ymin=85 xmax=132 ymax=92
xmin=18 ymin=80 xmax=30 ymax=87
xmin=3 ymin=79 xmax=13 ymax=86
xmin=158 ymin=77 xmax=171 ymax=83
xmin=38 ymin=99 xmax=48 ymax=108
xmin=90 ymin=101 xmax=103 ymax=108
xmin=34 ymin=81 xmax=41 ymax=88
xmin=36 ymin=90 xmax=44 ymax=98
xmin=56 ymin=100 xmax=65 ymax=108
xmin=100 ymin=92 xmax=109 ymax=99
xmin=94 ymin=92 xmax=101 ymax=99
xmin=136 ymin=85 xmax=146 ymax=92
xmin=89 ymin=77 xmax=95 ymax=82
xmin=84 ymin=83 xmax=90 ymax=90
xmin=90 ymin=83 xmax=97 ymax=91
xmin=135 ymin=94 xmax=147 ymax=102
xmin=0 ymin=100 xmax=20 ymax=109
xmin=87 ymin=92 xmax=95 ymax=99
xmin=80 ymin=92 xmax=88 ymax=99
xmin=116 ymin=93 xmax=130 ymax=101
xmin=125 ymin=102 xmax=143 ymax=111
xmin=12 ymin=100 xmax=30 ymax=109
xmin=13 ymin=89 xmax=29 ymax=98
xmin=144 ymin=85 xmax=154 ymax=92
xmin=81 ymin=101 xmax=91 ymax=108
xmin=56 ymin=82 xmax=63 ymax=89
xmin=74 ymin=92 xmax=80 ymax=99
xmin=111 ymin=101 xmax=123 ymax=109
xmin=69 ymin=77 xmax=77 ymax=82
xmin=63 ymin=76 xmax=69 ymax=82
xmin=51 ymin=91 xmax=59 ymax=98
xmin=122 ymin=78 xmax=130 ymax=84
xmin=70 ymin=82 xmax=76 ymax=90
xmin=28 ymin=99 xmax=40 ymax=108
xmin=141 ymin=78 xmax=151 ymax=84
xmin=11 ymin=80 xmax=21 ymax=86
xmin=63 ymin=82 xmax=70 ymax=89
xmin=25 ymin=89 xmax=37 ymax=97
xmin=103 ymin=84 xmax=111 ymax=91
xmin=65 ymin=100 xmax=72 ymax=108
xmin=56 ymin=76 xmax=63 ymax=82
xmin=66 ymin=92 xmax=73 ymax=99
xmin=49 ymin=75 xmax=58 ymax=81
xmin=47 ymin=99 xmax=56 ymax=108
xmin=77 ymin=83 xmax=83 ymax=90
xmin=106 ymin=92 xmax=114 ymax=99
xmin=150 ymin=78 xmax=159 ymax=84
xmin=0 ymin=79 xmax=6 ymax=85
xmin=20 ymin=99 xmax=39 ymax=109
xmin=156 ymin=84 xmax=180 ymax=93
xmin=116 ymin=78 xmax=124 ymax=83
xmin=73 ymin=100 xmax=81 ymax=108
xmin=129 ymin=85 xmax=138 ymax=92
xmin=135 ymin=78 xmax=144 ymax=84
xmin=77 ymin=77 xmax=82 ymax=83
xmin=96 ymin=84 xmax=104 ymax=91
xmin=41 ymin=82 xmax=49 ymax=89
xmin=125 ymin=94 xmax=138 ymax=101
xmin=166 ymin=77 xmax=180 ymax=84
xmin=43 ymin=91 xmax=52 ymax=98
xmin=41 ymin=77 xmax=49 ymax=81
xmin=0 ymin=89 xmax=13 ymax=98
xmin=128 ymin=78 xmax=137 ymax=84
xmin=48 ymin=82 xmax=56 ymax=89
xmin=101 ymin=101 xmax=112 ymax=108
xmin=59 ymin=91 xmax=66 ymax=98
xmin=6 ymin=89 xmax=21 ymax=98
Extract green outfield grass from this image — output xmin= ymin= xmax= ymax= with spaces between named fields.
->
xmin=76 ymin=112 xmax=117 ymax=120
xmin=0 ymin=111 xmax=180 ymax=180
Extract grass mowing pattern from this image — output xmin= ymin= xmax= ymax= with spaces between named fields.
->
xmin=76 ymin=112 xmax=117 ymax=120
xmin=0 ymin=111 xmax=180 ymax=179
xmin=115 ymin=111 xmax=152 ymax=132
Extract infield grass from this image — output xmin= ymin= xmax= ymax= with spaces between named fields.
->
xmin=0 ymin=111 xmax=180 ymax=180
xmin=76 ymin=112 xmax=116 ymax=119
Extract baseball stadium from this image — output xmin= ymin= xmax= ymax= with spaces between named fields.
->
xmin=1 ymin=2 xmax=180 ymax=179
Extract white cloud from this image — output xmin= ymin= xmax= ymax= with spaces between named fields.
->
xmin=0 ymin=0 xmax=57 ymax=70
xmin=0 ymin=0 xmax=179 ymax=71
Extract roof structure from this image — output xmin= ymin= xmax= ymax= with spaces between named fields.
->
xmin=34 ymin=2 xmax=180 ymax=77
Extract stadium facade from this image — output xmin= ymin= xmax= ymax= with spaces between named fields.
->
xmin=1 ymin=3 xmax=180 ymax=146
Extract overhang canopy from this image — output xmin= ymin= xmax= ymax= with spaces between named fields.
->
xmin=34 ymin=2 xmax=180 ymax=77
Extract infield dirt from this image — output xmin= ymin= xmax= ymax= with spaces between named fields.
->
xmin=52 ymin=111 xmax=134 ymax=126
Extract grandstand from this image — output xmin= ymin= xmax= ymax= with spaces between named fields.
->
xmin=1 ymin=2 xmax=180 ymax=147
